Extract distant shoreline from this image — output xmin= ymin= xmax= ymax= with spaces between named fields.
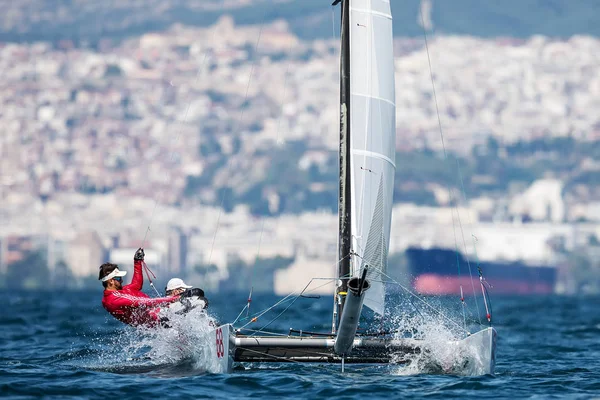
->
xmin=1 ymin=0 xmax=599 ymax=45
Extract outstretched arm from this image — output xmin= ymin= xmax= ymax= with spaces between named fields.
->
xmin=111 ymin=292 xmax=178 ymax=308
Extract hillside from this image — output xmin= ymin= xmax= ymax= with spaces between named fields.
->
xmin=1 ymin=0 xmax=599 ymax=44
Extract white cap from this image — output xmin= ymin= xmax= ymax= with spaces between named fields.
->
xmin=101 ymin=268 xmax=127 ymax=282
xmin=166 ymin=278 xmax=193 ymax=292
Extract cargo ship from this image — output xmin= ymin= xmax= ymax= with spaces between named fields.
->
xmin=405 ymin=247 xmax=557 ymax=295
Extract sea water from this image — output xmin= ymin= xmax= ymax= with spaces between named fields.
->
xmin=0 ymin=290 xmax=598 ymax=399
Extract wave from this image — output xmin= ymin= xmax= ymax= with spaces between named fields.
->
xmin=387 ymin=301 xmax=491 ymax=376
xmin=63 ymin=307 xmax=221 ymax=376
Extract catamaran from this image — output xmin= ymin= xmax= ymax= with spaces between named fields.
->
xmin=202 ymin=0 xmax=497 ymax=375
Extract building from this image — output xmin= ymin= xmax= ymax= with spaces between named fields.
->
xmin=167 ymin=226 xmax=188 ymax=276
xmin=67 ymin=231 xmax=107 ymax=278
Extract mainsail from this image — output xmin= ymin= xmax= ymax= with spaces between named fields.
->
xmin=349 ymin=0 xmax=396 ymax=315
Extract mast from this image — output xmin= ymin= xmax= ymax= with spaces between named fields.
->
xmin=334 ymin=0 xmax=352 ymax=332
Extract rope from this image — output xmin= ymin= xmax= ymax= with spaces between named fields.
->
xmin=231 ymin=261 xmax=474 ymax=344
xmin=207 ymin=17 xmax=267 ymax=268
xmin=141 ymin=260 xmax=161 ymax=297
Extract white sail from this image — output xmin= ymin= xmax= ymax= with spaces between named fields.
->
xmin=349 ymin=0 xmax=395 ymax=315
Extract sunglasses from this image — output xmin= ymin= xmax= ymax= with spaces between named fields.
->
xmin=113 ymin=277 xmax=123 ymax=283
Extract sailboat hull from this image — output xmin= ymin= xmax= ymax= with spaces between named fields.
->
xmin=226 ymin=326 xmax=497 ymax=375
xmin=206 ymin=324 xmax=234 ymax=373
xmin=451 ymin=327 xmax=497 ymax=376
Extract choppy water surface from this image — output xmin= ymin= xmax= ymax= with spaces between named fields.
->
xmin=0 ymin=290 xmax=598 ymax=399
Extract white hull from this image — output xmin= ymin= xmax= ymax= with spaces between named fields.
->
xmin=206 ymin=324 xmax=233 ymax=373
xmin=448 ymin=327 xmax=497 ymax=376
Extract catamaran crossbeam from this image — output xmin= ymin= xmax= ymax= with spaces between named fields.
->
xmin=233 ymin=335 xmax=418 ymax=364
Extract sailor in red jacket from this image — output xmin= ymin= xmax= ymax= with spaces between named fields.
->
xmin=99 ymin=248 xmax=179 ymax=327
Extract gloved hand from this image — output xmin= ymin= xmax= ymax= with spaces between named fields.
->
xmin=179 ymin=289 xmax=208 ymax=310
xmin=134 ymin=247 xmax=145 ymax=261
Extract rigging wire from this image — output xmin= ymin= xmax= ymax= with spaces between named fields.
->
xmin=251 ymin=277 xmax=343 ymax=334
xmin=53 ymin=47 xmax=170 ymax=287
xmin=454 ymin=158 xmax=484 ymax=324
xmin=349 ymin=250 xmax=470 ymax=333
xmin=206 ymin=19 xmax=266 ymax=268
xmin=140 ymin=30 xmax=219 ymax=251
xmin=236 ymin=1 xmax=343 ymax=326
xmin=136 ymin=3 xmax=227 ymax=294
xmin=237 ymin=268 xmax=476 ymax=340
xmin=236 ymin=291 xmax=298 ymax=330
xmin=70 ymin=30 xmax=188 ymax=291
xmin=243 ymin=277 xmax=338 ymax=335
xmin=419 ymin=11 xmax=483 ymax=325
xmin=456 ymin=158 xmax=494 ymax=322
xmin=244 ymin=14 xmax=298 ymax=318
xmin=238 ymin=275 xmax=349 ymax=329
xmin=232 ymin=302 xmax=250 ymax=326
xmin=231 ymin=254 xmax=353 ymax=332
xmin=377 ymin=270 xmax=470 ymax=334
xmin=204 ymin=11 xmax=299 ymax=321
xmin=248 ymin=280 xmax=315 ymax=334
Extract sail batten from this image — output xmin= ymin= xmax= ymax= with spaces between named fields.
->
xmin=348 ymin=0 xmax=395 ymax=316
xmin=351 ymin=92 xmax=395 ymax=107
xmin=351 ymin=149 xmax=396 ymax=169
xmin=351 ymin=8 xmax=392 ymax=19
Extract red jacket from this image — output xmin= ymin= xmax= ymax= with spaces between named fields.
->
xmin=102 ymin=259 xmax=178 ymax=327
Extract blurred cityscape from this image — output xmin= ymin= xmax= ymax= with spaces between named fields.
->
xmin=1 ymin=2 xmax=599 ymax=295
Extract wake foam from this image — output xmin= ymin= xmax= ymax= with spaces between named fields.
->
xmin=386 ymin=302 xmax=488 ymax=376
xmin=83 ymin=307 xmax=221 ymax=375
